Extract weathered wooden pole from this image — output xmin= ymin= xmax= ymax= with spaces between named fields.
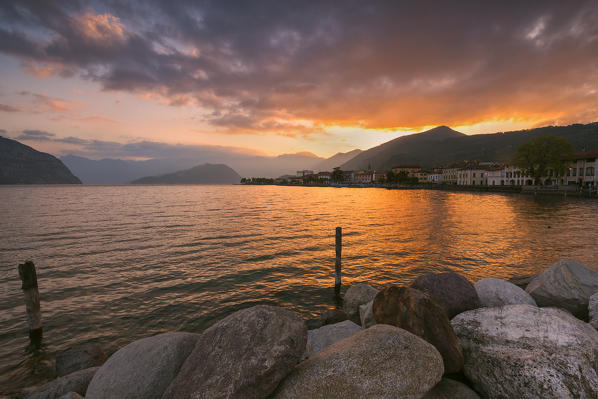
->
xmin=18 ymin=261 xmax=43 ymax=348
xmin=335 ymin=227 xmax=342 ymax=291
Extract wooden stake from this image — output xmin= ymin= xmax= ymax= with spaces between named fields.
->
xmin=18 ymin=261 xmax=42 ymax=348
xmin=335 ymin=227 xmax=342 ymax=290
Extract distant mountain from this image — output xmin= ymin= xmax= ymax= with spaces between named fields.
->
xmin=62 ymin=151 xmax=326 ymax=183
xmin=0 ymin=136 xmax=81 ymax=184
xmin=130 ymin=163 xmax=241 ymax=184
xmin=61 ymin=155 xmax=200 ymax=184
xmin=312 ymin=149 xmax=362 ymax=172
xmin=341 ymin=123 xmax=598 ymax=170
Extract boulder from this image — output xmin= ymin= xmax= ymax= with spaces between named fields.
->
xmin=373 ymin=286 xmax=464 ymax=374
xmin=422 ymin=378 xmax=481 ymax=399
xmin=162 ymin=305 xmax=306 ymax=399
xmin=303 ymin=320 xmax=362 ymax=359
xmin=272 ymin=324 xmax=443 ymax=399
xmin=305 ymin=308 xmax=348 ymax=330
xmin=526 ymin=259 xmax=598 ymax=318
xmin=475 ymin=277 xmax=537 ymax=307
xmin=507 ymin=274 xmax=538 ymax=289
xmin=452 ymin=304 xmax=598 ymax=398
xmin=26 ymin=367 xmax=98 ymax=399
xmin=56 ymin=343 xmax=107 ymax=377
xmin=590 ymin=292 xmax=598 ymax=330
xmin=342 ymin=284 xmax=378 ymax=320
xmin=359 ymin=300 xmax=375 ymax=328
xmin=410 ymin=272 xmax=480 ymax=318
xmin=58 ymin=393 xmax=83 ymax=399
xmin=86 ymin=332 xmax=199 ymax=399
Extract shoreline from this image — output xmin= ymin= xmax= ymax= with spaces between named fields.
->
xmin=240 ymin=182 xmax=598 ymax=197
xmin=18 ymin=260 xmax=598 ymax=399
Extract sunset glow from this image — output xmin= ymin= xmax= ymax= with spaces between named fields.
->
xmin=1 ymin=1 xmax=597 ymax=158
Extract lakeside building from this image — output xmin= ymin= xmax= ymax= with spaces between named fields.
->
xmin=415 ymin=171 xmax=431 ymax=183
xmin=342 ymin=170 xmax=355 ymax=183
xmin=373 ymin=170 xmax=388 ymax=182
xmin=566 ymin=151 xmax=598 ymax=188
xmin=428 ymin=173 xmax=443 ymax=184
xmin=317 ymin=171 xmax=332 ymax=182
xmin=296 ymin=170 xmax=314 ymax=177
xmin=457 ymin=168 xmax=488 ymax=186
xmin=354 ymin=170 xmax=373 ymax=184
xmin=391 ymin=166 xmax=421 ymax=177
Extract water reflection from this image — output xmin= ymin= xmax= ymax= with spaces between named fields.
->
xmin=0 ymin=185 xmax=597 ymax=395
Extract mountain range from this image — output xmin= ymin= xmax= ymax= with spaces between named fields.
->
xmin=341 ymin=123 xmax=598 ymax=170
xmin=61 ymin=149 xmax=362 ymax=184
xmin=0 ymin=136 xmax=81 ymax=184
xmin=131 ymin=163 xmax=241 ymax=184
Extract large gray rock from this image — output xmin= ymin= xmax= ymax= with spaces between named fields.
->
xmin=304 ymin=320 xmax=362 ymax=359
xmin=452 ymin=304 xmax=598 ymax=398
xmin=26 ymin=367 xmax=98 ymax=399
xmin=410 ymin=272 xmax=480 ymax=318
xmin=475 ymin=277 xmax=537 ymax=307
xmin=422 ymin=378 xmax=481 ymax=399
xmin=86 ymin=332 xmax=199 ymax=399
xmin=507 ymin=274 xmax=538 ymax=289
xmin=590 ymin=292 xmax=598 ymax=330
xmin=343 ymin=284 xmax=378 ymax=320
xmin=305 ymin=308 xmax=348 ymax=330
xmin=162 ymin=305 xmax=306 ymax=399
xmin=359 ymin=299 xmax=375 ymax=328
xmin=58 ymin=393 xmax=83 ymax=399
xmin=273 ymin=324 xmax=444 ymax=399
xmin=56 ymin=343 xmax=107 ymax=377
xmin=373 ymin=286 xmax=464 ymax=374
xmin=526 ymin=259 xmax=598 ymax=318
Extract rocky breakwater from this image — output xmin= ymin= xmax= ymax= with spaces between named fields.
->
xmin=22 ymin=258 xmax=598 ymax=399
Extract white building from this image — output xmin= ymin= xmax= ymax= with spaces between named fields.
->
xmin=296 ymin=170 xmax=314 ymax=177
xmin=565 ymin=151 xmax=598 ymax=188
xmin=428 ymin=173 xmax=443 ymax=184
xmin=457 ymin=169 xmax=487 ymax=186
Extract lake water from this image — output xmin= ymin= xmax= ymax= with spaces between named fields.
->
xmin=1 ymin=185 xmax=597 ymax=395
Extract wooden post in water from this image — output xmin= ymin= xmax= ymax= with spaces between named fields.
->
xmin=335 ymin=227 xmax=342 ymax=291
xmin=18 ymin=261 xmax=43 ymax=348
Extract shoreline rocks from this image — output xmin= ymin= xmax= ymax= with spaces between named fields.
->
xmin=452 ymin=304 xmax=598 ymax=398
xmin=273 ymin=324 xmax=444 ymax=399
xmin=373 ymin=286 xmax=464 ymax=374
xmin=304 ymin=320 xmax=362 ymax=360
xmin=526 ymin=259 xmax=598 ymax=319
xmin=25 ymin=260 xmax=598 ymax=399
xmin=342 ymin=284 xmax=378 ymax=322
xmin=56 ymin=343 xmax=107 ymax=377
xmin=26 ymin=367 xmax=98 ymax=399
xmin=474 ymin=277 xmax=537 ymax=307
xmin=359 ymin=299 xmax=375 ymax=328
xmin=86 ymin=332 xmax=199 ymax=399
xmin=410 ymin=272 xmax=480 ymax=318
xmin=162 ymin=305 xmax=306 ymax=399
xmin=422 ymin=378 xmax=481 ymax=399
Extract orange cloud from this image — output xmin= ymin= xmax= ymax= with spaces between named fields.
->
xmin=79 ymin=115 xmax=117 ymax=123
xmin=74 ymin=12 xmax=126 ymax=43
xmin=20 ymin=92 xmax=86 ymax=113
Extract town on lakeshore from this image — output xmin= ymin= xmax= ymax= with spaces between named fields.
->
xmin=241 ymin=150 xmax=598 ymax=195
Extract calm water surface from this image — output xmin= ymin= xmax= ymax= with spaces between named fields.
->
xmin=1 ymin=185 xmax=597 ymax=394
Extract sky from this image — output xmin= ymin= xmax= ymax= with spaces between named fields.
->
xmin=1 ymin=0 xmax=597 ymax=159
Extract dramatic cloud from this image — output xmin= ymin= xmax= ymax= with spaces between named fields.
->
xmin=1 ymin=1 xmax=597 ymax=135
xmin=17 ymin=129 xmax=56 ymax=141
xmin=12 ymin=128 xmax=264 ymax=159
xmin=0 ymin=103 xmax=20 ymax=112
